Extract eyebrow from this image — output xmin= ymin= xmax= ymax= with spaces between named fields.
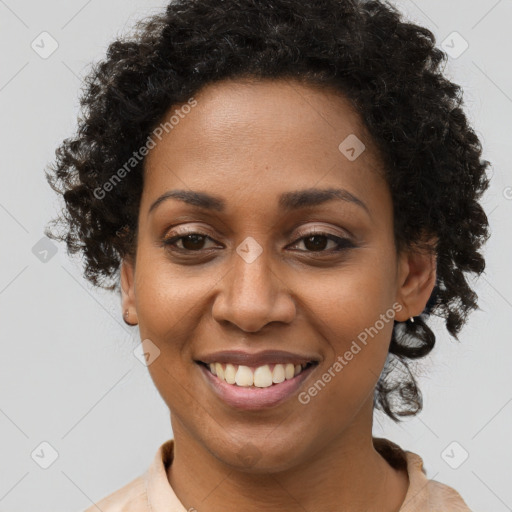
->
xmin=148 ymin=187 xmax=370 ymax=216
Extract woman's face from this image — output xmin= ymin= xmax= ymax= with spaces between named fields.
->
xmin=121 ymin=78 xmax=435 ymax=471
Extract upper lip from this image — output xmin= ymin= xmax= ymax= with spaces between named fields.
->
xmin=195 ymin=349 xmax=321 ymax=367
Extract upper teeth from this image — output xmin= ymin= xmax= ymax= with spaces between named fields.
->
xmin=208 ymin=362 xmax=308 ymax=388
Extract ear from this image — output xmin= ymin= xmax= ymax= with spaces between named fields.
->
xmin=394 ymin=237 xmax=437 ymax=322
xmin=120 ymin=256 xmax=138 ymax=325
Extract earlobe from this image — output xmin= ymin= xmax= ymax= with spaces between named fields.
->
xmin=395 ymin=244 xmax=437 ymax=323
xmin=120 ymin=257 xmax=138 ymax=326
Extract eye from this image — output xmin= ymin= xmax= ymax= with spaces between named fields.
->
xmin=288 ymin=231 xmax=355 ymax=253
xmin=162 ymin=232 xmax=218 ymax=252
xmin=161 ymin=230 xmax=354 ymax=254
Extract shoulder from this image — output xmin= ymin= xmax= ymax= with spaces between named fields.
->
xmin=420 ymin=478 xmax=474 ymax=511
xmin=82 ymin=474 xmax=147 ymax=512
xmin=373 ymin=437 xmax=473 ymax=512
xmin=402 ymin=450 xmax=472 ymax=511
xmin=80 ymin=439 xmax=177 ymax=512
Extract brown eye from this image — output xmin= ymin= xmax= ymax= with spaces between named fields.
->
xmin=290 ymin=232 xmax=355 ymax=253
xmin=303 ymin=235 xmax=330 ymax=251
xmin=161 ymin=230 xmax=354 ymax=255
xmin=162 ymin=232 xmax=217 ymax=252
xmin=179 ymin=234 xmax=207 ymax=251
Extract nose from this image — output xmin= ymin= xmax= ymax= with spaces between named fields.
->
xmin=211 ymin=246 xmax=296 ymax=332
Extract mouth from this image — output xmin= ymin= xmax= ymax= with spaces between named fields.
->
xmin=195 ymin=360 xmax=319 ymax=410
xmin=196 ymin=360 xmax=317 ymax=387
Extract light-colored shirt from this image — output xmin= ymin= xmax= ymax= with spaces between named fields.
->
xmin=83 ymin=437 xmax=472 ymax=511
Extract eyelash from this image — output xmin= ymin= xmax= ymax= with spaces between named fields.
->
xmin=161 ymin=230 xmax=354 ymax=255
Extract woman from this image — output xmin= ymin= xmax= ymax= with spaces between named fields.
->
xmin=45 ymin=0 xmax=490 ymax=510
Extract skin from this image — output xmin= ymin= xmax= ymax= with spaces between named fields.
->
xmin=120 ymin=78 xmax=437 ymax=512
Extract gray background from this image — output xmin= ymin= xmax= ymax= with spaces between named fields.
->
xmin=1 ymin=1 xmax=511 ymax=511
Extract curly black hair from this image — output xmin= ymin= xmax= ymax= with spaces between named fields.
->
xmin=45 ymin=0 xmax=491 ymax=421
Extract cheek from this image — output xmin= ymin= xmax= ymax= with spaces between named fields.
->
xmin=293 ymin=255 xmax=398 ymax=410
xmin=132 ymin=249 xmax=232 ymax=415
xmin=133 ymin=247 xmax=213 ymax=341
xmin=299 ymin=249 xmax=398 ymax=342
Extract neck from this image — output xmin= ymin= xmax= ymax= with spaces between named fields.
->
xmin=166 ymin=400 xmax=409 ymax=512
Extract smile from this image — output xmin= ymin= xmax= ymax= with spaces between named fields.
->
xmin=199 ymin=361 xmax=315 ymax=388
xmin=196 ymin=360 xmax=319 ymax=410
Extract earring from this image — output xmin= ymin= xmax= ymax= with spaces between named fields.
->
xmin=409 ymin=316 xmax=415 ymax=323
xmin=123 ymin=309 xmax=133 ymax=326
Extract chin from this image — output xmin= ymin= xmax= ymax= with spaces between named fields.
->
xmin=210 ymin=436 xmax=310 ymax=474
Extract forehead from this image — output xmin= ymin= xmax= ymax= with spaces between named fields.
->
xmin=141 ymin=78 xmax=388 ymax=218
xmin=146 ymin=78 xmax=372 ymax=161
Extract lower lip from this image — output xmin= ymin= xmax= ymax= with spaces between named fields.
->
xmin=197 ymin=362 xmax=317 ymax=410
